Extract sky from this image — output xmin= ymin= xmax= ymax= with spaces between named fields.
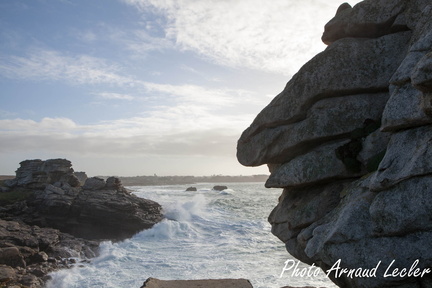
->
xmin=0 ymin=0 xmax=362 ymax=177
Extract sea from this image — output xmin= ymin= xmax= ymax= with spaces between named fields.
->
xmin=46 ymin=182 xmax=337 ymax=288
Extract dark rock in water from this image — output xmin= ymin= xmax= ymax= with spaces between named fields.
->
xmin=213 ymin=185 xmax=227 ymax=191
xmin=30 ymin=180 xmax=161 ymax=240
xmin=237 ymin=1 xmax=432 ymax=288
xmin=2 ymin=159 xmax=163 ymax=241
xmin=186 ymin=186 xmax=197 ymax=191
xmin=0 ymin=158 xmax=164 ymax=287
xmin=141 ymin=277 xmax=253 ymax=288
xmin=0 ymin=219 xmax=97 ymax=288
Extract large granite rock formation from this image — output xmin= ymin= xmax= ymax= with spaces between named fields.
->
xmin=2 ymin=159 xmax=163 ymax=240
xmin=237 ymin=1 xmax=432 ymax=287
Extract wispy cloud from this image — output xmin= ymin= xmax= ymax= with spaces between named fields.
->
xmin=0 ymin=79 xmax=260 ymax=157
xmin=0 ymin=117 xmax=77 ymax=133
xmin=0 ymin=48 xmax=136 ymax=86
xmin=73 ymin=29 xmax=97 ymax=43
xmin=144 ymin=82 xmax=242 ymax=107
xmin=94 ymin=92 xmax=135 ymax=101
xmin=126 ymin=30 xmax=174 ymax=54
xmin=0 ymin=112 xmax=247 ymax=158
xmin=121 ymin=0 xmax=357 ymax=76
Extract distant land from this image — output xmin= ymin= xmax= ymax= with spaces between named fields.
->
xmin=112 ymin=174 xmax=269 ymax=186
xmin=1 ymin=173 xmax=269 ymax=187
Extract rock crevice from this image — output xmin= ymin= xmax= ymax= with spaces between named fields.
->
xmin=237 ymin=1 xmax=432 ymax=287
xmin=0 ymin=158 xmax=163 ymax=287
xmin=3 ymin=159 xmax=163 ymax=241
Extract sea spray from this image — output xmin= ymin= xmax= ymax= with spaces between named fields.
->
xmin=46 ymin=183 xmax=337 ymax=288
xmin=164 ymin=194 xmax=207 ymax=222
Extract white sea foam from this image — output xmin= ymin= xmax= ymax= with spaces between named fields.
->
xmin=46 ymin=183 xmax=337 ymax=288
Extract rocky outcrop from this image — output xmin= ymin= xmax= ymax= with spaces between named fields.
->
xmin=73 ymin=171 xmax=88 ymax=186
xmin=4 ymin=159 xmax=80 ymax=190
xmin=2 ymin=159 xmax=163 ymax=240
xmin=237 ymin=1 xmax=432 ymax=288
xmin=213 ymin=185 xmax=228 ymax=191
xmin=0 ymin=158 xmax=163 ymax=287
xmin=0 ymin=219 xmax=97 ymax=288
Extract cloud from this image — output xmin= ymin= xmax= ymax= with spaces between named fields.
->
xmin=0 ymin=48 xmax=137 ymax=86
xmin=0 ymin=117 xmax=78 ymax=133
xmin=0 ymin=80 xmax=259 ymax=158
xmin=126 ymin=30 xmax=174 ymax=54
xmin=0 ymin=115 xmax=242 ymax=158
xmin=95 ymin=92 xmax=135 ymax=101
xmin=121 ymin=0 xmax=361 ymax=76
xmin=144 ymin=82 xmax=242 ymax=107
xmin=73 ymin=30 xmax=97 ymax=43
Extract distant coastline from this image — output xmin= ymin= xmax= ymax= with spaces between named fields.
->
xmin=0 ymin=175 xmax=14 ymax=180
xmin=1 ymin=174 xmax=269 ymax=187
xmin=112 ymin=174 xmax=269 ymax=186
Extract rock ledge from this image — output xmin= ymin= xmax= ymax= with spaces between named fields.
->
xmin=0 ymin=158 xmax=163 ymax=287
xmin=237 ymin=1 xmax=432 ymax=288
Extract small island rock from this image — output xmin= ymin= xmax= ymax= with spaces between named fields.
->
xmin=213 ymin=185 xmax=228 ymax=191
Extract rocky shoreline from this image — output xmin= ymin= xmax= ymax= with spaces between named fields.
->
xmin=0 ymin=158 xmax=163 ymax=287
xmin=0 ymin=218 xmax=98 ymax=287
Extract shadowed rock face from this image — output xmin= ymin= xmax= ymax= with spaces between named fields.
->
xmin=0 ymin=159 xmax=163 ymax=287
xmin=6 ymin=159 xmax=80 ymax=189
xmin=0 ymin=219 xmax=98 ymax=288
xmin=3 ymin=159 xmax=163 ymax=241
xmin=237 ymin=1 xmax=432 ymax=287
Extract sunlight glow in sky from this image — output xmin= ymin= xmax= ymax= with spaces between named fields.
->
xmin=0 ymin=0 xmax=361 ymax=176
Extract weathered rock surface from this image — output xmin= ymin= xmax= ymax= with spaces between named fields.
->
xmin=265 ymin=140 xmax=358 ymax=188
xmin=238 ymin=93 xmax=390 ymax=166
xmin=237 ymin=1 xmax=432 ymax=287
xmin=4 ymin=159 xmax=80 ymax=189
xmin=0 ymin=158 xmax=163 ymax=287
xmin=2 ymin=159 xmax=163 ymax=241
xmin=0 ymin=219 xmax=97 ymax=288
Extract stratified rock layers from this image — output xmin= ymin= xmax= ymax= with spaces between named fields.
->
xmin=237 ymin=1 xmax=432 ymax=287
xmin=0 ymin=158 xmax=163 ymax=287
xmin=3 ymin=159 xmax=163 ymax=240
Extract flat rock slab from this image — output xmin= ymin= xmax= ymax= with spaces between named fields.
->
xmin=141 ymin=278 xmax=253 ymax=288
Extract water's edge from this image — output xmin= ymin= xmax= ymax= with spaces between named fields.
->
xmin=46 ymin=183 xmax=337 ymax=288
